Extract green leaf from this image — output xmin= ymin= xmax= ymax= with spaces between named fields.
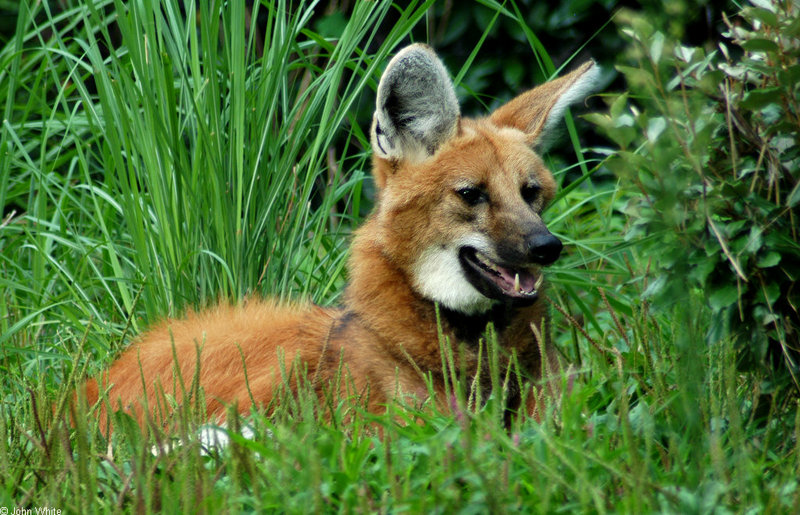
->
xmin=743 ymin=7 xmax=779 ymax=28
xmin=674 ymin=44 xmax=697 ymax=63
xmin=756 ymin=251 xmax=781 ymax=268
xmin=709 ymin=284 xmax=739 ymax=310
xmin=744 ymin=226 xmax=764 ymax=255
xmin=650 ymin=31 xmax=665 ymax=63
xmin=740 ymin=87 xmax=782 ymax=110
xmin=741 ymin=38 xmax=779 ymax=53
xmin=786 ymin=15 xmax=800 ymax=37
xmin=617 ymin=65 xmax=656 ymax=90
xmin=689 ymin=256 xmax=717 ymax=285
xmin=749 ymin=0 xmax=776 ymax=10
xmin=762 ymin=282 xmax=780 ymax=306
xmin=609 ymin=92 xmax=629 ymax=118
xmin=646 ymin=117 xmax=666 ymax=143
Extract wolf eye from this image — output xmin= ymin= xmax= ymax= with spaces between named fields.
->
xmin=456 ymin=187 xmax=486 ymax=206
xmin=521 ymin=184 xmax=540 ymax=204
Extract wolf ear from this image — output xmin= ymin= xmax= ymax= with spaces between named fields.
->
xmin=489 ymin=60 xmax=600 ymax=148
xmin=370 ymin=44 xmax=460 ymax=164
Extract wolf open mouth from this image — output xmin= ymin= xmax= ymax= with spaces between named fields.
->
xmin=458 ymin=247 xmax=543 ymax=303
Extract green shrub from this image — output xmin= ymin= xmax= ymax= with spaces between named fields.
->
xmin=590 ymin=0 xmax=800 ymax=392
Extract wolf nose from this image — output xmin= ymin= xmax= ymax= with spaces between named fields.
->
xmin=526 ymin=233 xmax=563 ymax=265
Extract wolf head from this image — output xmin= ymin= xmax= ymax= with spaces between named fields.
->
xmin=369 ymin=44 xmax=599 ymax=315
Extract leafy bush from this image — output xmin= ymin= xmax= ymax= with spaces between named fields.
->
xmin=591 ymin=0 xmax=800 ymax=392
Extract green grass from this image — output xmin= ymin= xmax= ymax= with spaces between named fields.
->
xmin=1 ymin=0 xmax=799 ymax=512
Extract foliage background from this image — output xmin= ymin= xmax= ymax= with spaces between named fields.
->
xmin=1 ymin=0 xmax=798 ymax=512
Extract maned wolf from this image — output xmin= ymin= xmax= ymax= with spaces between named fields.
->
xmin=83 ymin=44 xmax=599 ymax=432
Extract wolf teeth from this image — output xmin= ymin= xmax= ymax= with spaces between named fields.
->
xmin=473 ymin=251 xmax=542 ymax=296
xmin=475 ymin=252 xmax=501 ymax=276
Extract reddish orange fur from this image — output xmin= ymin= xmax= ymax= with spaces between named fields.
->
xmin=83 ymin=47 xmax=596 ymax=433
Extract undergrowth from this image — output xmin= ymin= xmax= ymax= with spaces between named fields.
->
xmin=1 ymin=0 xmax=798 ymax=512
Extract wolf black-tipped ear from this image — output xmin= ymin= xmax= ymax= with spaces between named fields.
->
xmin=370 ymin=44 xmax=460 ymax=163
xmin=489 ymin=60 xmax=600 ymax=148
